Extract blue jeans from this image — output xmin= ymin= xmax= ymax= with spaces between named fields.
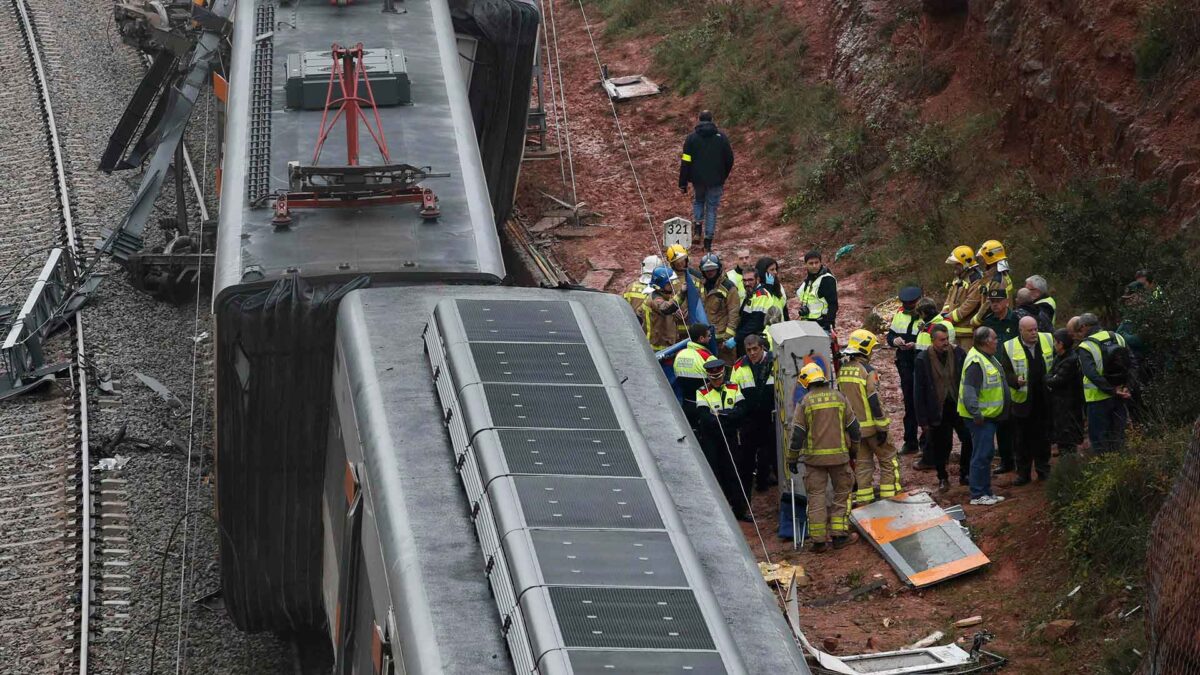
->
xmin=968 ymin=419 xmax=997 ymax=498
xmin=692 ymin=183 xmax=724 ymax=238
xmin=1087 ymin=398 xmax=1128 ymax=454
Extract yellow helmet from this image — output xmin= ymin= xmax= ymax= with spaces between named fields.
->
xmin=977 ymin=240 xmax=1006 ymax=265
xmin=945 ymin=245 xmax=976 ymax=267
xmin=665 ymin=244 xmax=689 ymax=264
xmin=845 ymin=329 xmax=878 ymax=357
xmin=798 ymin=362 xmax=827 ymax=388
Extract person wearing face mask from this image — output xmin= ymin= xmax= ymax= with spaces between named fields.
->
xmin=796 ymin=250 xmax=838 ymax=332
xmin=736 ymin=257 xmax=788 ymax=351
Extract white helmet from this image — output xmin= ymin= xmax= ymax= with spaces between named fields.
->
xmin=641 ymin=254 xmax=664 ymax=276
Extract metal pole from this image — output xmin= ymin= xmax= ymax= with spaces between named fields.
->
xmin=343 ymin=50 xmax=359 ymax=166
xmin=790 ymin=476 xmax=797 ymax=552
xmin=174 ymin=142 xmax=189 ymax=236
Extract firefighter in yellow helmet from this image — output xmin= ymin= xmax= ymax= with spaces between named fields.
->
xmin=972 ymin=240 xmax=1013 ymax=326
xmin=839 ymin=329 xmax=901 ymax=505
xmin=942 ymin=245 xmax=983 ymax=350
xmin=664 ymin=243 xmax=692 ymax=300
xmin=788 ymin=362 xmax=861 ymax=553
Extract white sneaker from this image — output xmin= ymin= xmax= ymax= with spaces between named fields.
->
xmin=992 ymin=494 xmax=1005 ymax=502
xmin=970 ymin=495 xmax=1001 ymax=506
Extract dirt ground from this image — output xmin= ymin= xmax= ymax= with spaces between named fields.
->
xmin=516 ymin=2 xmax=1094 ymax=672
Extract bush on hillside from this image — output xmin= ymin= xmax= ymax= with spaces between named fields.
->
xmin=1135 ymin=0 xmax=1200 ymax=81
xmin=1046 ymin=428 xmax=1189 ymax=577
xmin=1035 ymin=175 xmax=1166 ymax=322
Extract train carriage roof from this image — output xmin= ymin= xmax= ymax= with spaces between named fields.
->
xmin=215 ymin=0 xmax=503 ymax=300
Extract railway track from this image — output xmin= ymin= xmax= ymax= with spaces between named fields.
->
xmin=0 ymin=0 xmax=92 ymax=671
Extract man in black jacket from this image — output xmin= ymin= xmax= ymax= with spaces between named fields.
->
xmin=730 ymin=334 xmax=777 ymax=491
xmin=914 ymin=323 xmax=969 ymax=492
xmin=678 ymin=110 xmax=734 ymax=252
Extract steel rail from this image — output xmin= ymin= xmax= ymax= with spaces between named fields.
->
xmin=10 ymin=0 xmax=91 ymax=671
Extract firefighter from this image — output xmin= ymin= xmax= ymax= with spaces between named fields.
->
xmin=696 ymin=359 xmax=752 ymax=521
xmin=699 ymin=253 xmax=741 ymax=362
xmin=788 ymin=363 xmax=861 ymax=553
xmin=665 ymin=243 xmax=692 ymax=299
xmin=972 ymin=240 xmax=1013 ymax=325
xmin=840 ymin=329 xmax=900 ymax=505
xmin=942 ymin=245 xmax=983 ymax=350
xmin=642 ymin=267 xmax=682 ymax=351
xmin=623 ymin=254 xmax=663 ymax=321
xmin=674 ymin=323 xmax=718 ymax=433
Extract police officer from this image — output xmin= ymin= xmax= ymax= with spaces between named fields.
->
xmin=888 ymin=286 xmax=924 ymax=455
xmin=696 ymin=359 xmax=752 ymax=521
xmin=788 ymin=363 xmax=861 ymax=553
xmin=674 ymin=323 xmax=718 ymax=433
xmin=840 ymin=330 xmax=900 ymax=505
xmin=730 ymin=333 xmax=777 ymax=491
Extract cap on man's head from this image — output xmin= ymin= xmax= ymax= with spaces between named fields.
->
xmin=699 ymin=110 xmax=713 ymax=122
xmin=898 ymin=286 xmax=922 ymax=303
xmin=703 ymin=358 xmax=727 ymax=372
xmin=987 ymin=287 xmax=1007 ymax=300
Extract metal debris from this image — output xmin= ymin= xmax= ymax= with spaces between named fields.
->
xmin=133 ymin=371 xmax=183 ymax=409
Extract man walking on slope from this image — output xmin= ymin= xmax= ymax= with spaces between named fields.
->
xmin=678 ymin=110 xmax=734 ymax=252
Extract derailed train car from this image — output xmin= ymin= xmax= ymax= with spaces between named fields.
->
xmin=213 ymin=0 xmax=536 ymax=631
xmin=324 ymin=287 xmax=808 ymax=672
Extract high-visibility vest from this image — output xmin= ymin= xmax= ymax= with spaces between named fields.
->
xmin=674 ymin=342 xmax=716 ymax=380
xmin=1080 ymin=331 xmax=1126 ymax=403
xmin=957 ymin=348 xmax=1005 ymax=419
xmin=890 ymin=309 xmax=923 ymax=341
xmin=748 ymin=288 xmax=786 ymax=322
xmin=696 ymin=383 xmax=743 ymax=413
xmin=797 ymin=273 xmax=834 ymax=320
xmin=726 ymin=269 xmax=744 ymax=297
xmin=1034 ymin=296 xmax=1057 ymax=316
xmin=1003 ymin=333 xmax=1054 ymax=403
xmin=801 ymin=389 xmax=851 ymax=458
xmin=915 ymin=317 xmax=956 ymax=350
xmin=730 ymin=356 xmax=775 ymax=390
xmin=623 ymin=280 xmax=650 ymax=316
xmin=837 ymin=361 xmax=889 ymax=432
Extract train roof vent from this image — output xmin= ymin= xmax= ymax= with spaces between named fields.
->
xmin=425 ymin=298 xmax=746 ymax=674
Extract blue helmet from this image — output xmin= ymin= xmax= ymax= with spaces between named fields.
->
xmin=650 ymin=266 xmax=673 ymax=290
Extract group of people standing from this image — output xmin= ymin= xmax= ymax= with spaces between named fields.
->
xmin=891 ymin=241 xmax=1134 ymax=506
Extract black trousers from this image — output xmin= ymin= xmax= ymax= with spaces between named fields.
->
xmin=1014 ymin=412 xmax=1052 ymax=479
xmin=928 ymin=399 xmax=958 ymax=480
xmin=997 ymin=420 xmax=1015 ymax=468
xmin=897 ymin=360 xmax=918 ymax=448
xmin=741 ymin=415 xmax=776 ymax=488
xmin=701 ymin=429 xmax=748 ymax=516
xmin=956 ymin=415 xmax=974 ymax=479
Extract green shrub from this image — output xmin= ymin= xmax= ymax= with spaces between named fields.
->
xmin=887 ymin=122 xmax=955 ymax=185
xmin=1035 ymin=175 xmax=1166 ymax=322
xmin=1048 ymin=428 xmax=1189 ymax=577
xmin=1134 ymin=0 xmax=1200 ymax=81
xmin=1120 ymin=261 xmax=1200 ymax=424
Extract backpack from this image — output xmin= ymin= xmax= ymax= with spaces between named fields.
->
xmin=1086 ymin=334 xmax=1134 ymax=386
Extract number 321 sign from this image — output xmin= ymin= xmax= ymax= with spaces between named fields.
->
xmin=662 ymin=217 xmax=692 ymax=251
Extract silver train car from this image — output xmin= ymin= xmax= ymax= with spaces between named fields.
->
xmin=325 ymin=287 xmax=808 ymax=673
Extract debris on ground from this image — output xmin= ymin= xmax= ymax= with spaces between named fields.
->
xmin=95 ymin=455 xmax=130 ymax=471
xmin=600 ymin=68 xmax=660 ymax=101
xmin=851 ymin=491 xmax=989 ymax=588
xmin=907 ymin=630 xmax=946 ymax=649
xmin=133 ymin=371 xmax=183 ymax=409
xmin=758 ymin=560 xmax=808 ymax=587
xmin=954 ymin=615 xmax=984 ymax=628
xmin=807 ymin=579 xmax=887 ymax=607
